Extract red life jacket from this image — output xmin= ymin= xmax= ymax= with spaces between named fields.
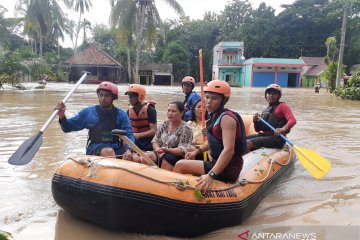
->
xmin=128 ymin=102 xmax=155 ymax=133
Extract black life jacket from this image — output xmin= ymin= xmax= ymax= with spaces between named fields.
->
xmin=88 ymin=105 xmax=119 ymax=144
xmin=206 ymin=109 xmax=248 ymax=160
xmin=259 ymin=102 xmax=289 ymax=133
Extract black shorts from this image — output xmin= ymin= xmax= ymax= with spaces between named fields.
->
xmin=159 ymin=153 xmax=182 ymax=166
xmin=203 ymin=160 xmax=226 ymax=181
xmin=135 ymin=138 xmax=153 ymax=151
xmin=247 ymin=134 xmax=285 ymax=151
xmin=89 ymin=145 xmax=125 ymax=157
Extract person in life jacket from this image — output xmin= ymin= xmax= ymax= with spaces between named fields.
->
xmin=247 ymin=84 xmax=297 ymax=151
xmin=174 ymin=80 xmax=248 ymax=192
xmin=182 ymin=76 xmax=201 ymax=121
xmin=125 ymin=84 xmax=157 ymax=151
xmin=55 ymin=82 xmax=135 ymax=160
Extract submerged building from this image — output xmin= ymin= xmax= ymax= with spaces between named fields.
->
xmin=212 ymin=41 xmax=305 ymax=87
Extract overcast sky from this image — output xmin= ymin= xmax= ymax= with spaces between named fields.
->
xmin=2 ymin=0 xmax=295 ymax=47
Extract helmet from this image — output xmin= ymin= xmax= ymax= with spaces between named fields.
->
xmin=265 ymin=84 xmax=282 ymax=98
xmin=182 ymin=76 xmax=196 ymax=86
xmin=204 ymin=80 xmax=231 ymax=98
xmin=97 ymin=82 xmax=118 ymax=99
xmin=125 ymin=84 xmax=146 ymax=102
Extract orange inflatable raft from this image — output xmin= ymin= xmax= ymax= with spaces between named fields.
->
xmin=52 ymin=116 xmax=295 ymax=237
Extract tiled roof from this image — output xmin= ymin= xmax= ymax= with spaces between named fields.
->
xmin=300 ymin=57 xmax=326 ymax=76
xmin=63 ymin=45 xmax=122 ymax=66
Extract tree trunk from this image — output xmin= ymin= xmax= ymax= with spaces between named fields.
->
xmin=57 ymin=38 xmax=60 ymax=57
xmin=39 ymin=29 xmax=43 ymax=56
xmin=127 ymin=45 xmax=132 ymax=83
xmin=134 ymin=4 xmax=146 ymax=84
xmin=74 ymin=12 xmax=82 ymax=54
xmin=34 ymin=39 xmax=37 ymax=55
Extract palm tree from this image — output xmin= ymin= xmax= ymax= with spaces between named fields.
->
xmin=15 ymin=0 xmax=71 ymax=56
xmin=80 ymin=18 xmax=92 ymax=43
xmin=63 ymin=18 xmax=77 ymax=49
xmin=110 ymin=0 xmax=185 ymax=83
xmin=71 ymin=0 xmax=92 ymax=53
xmin=51 ymin=19 xmax=65 ymax=57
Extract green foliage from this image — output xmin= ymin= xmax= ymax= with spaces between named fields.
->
xmin=335 ymin=66 xmax=360 ymax=100
xmin=162 ymin=42 xmax=191 ymax=83
xmin=194 ymin=189 xmax=205 ymax=201
xmin=0 ymin=230 xmax=13 ymax=240
xmin=323 ymin=36 xmax=345 ymax=93
xmin=323 ymin=62 xmax=338 ymax=92
xmin=324 ymin=37 xmax=338 ymax=65
xmin=217 ymin=0 xmax=253 ymax=41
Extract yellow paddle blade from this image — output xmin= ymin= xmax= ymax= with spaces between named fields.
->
xmin=294 ymin=145 xmax=331 ymax=179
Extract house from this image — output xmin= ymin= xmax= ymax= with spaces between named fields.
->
xmin=137 ymin=63 xmax=173 ymax=85
xmin=242 ymin=58 xmax=305 ymax=87
xmin=300 ymin=57 xmax=326 ymax=87
xmin=212 ymin=41 xmax=245 ymax=87
xmin=63 ymin=45 xmax=122 ymax=83
xmin=212 ymin=41 xmax=305 ymax=87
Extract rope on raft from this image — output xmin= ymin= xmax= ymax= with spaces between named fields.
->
xmin=68 ymin=147 xmax=293 ymax=192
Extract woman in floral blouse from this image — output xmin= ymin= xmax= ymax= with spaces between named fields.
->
xmin=134 ymin=101 xmax=193 ymax=171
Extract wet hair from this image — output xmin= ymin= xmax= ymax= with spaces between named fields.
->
xmin=190 ymin=99 xmax=208 ymax=122
xmin=169 ymin=101 xmax=185 ymax=113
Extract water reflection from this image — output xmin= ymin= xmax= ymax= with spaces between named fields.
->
xmin=1 ymin=83 xmax=360 ymax=239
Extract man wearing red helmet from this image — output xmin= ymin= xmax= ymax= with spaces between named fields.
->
xmin=55 ymin=82 xmax=135 ymax=159
xmin=182 ymin=76 xmax=201 ymax=121
xmin=174 ymin=80 xmax=247 ymax=192
xmin=125 ymin=84 xmax=157 ymax=151
xmin=247 ymin=84 xmax=297 ymax=151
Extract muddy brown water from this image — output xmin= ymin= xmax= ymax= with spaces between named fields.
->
xmin=0 ymin=83 xmax=359 ymax=239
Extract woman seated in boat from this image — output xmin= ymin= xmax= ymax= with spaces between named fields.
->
xmin=246 ymin=84 xmax=296 ymax=151
xmin=173 ymin=80 xmax=247 ymax=192
xmin=186 ymin=99 xmax=209 ymax=160
xmin=133 ymin=101 xmax=193 ymax=171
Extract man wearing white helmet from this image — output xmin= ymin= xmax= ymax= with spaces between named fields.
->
xmin=247 ymin=84 xmax=296 ymax=151
xmin=55 ymin=82 xmax=135 ymax=160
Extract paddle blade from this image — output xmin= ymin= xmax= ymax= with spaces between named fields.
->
xmin=294 ymin=145 xmax=331 ymax=179
xmin=8 ymin=132 xmax=43 ymax=165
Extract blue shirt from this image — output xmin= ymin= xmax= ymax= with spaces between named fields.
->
xmin=183 ymin=91 xmax=201 ymax=121
xmin=59 ymin=105 xmax=135 ymax=154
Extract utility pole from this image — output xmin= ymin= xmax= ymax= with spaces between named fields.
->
xmin=336 ymin=1 xmax=349 ymax=88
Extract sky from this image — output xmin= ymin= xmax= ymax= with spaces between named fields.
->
xmin=1 ymin=0 xmax=295 ymax=47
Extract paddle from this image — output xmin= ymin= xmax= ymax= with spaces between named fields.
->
xmin=8 ymin=72 xmax=90 ymax=166
xmin=111 ymin=129 xmax=157 ymax=167
xmin=258 ymin=117 xmax=331 ymax=179
xmin=198 ymin=49 xmax=207 ymax=161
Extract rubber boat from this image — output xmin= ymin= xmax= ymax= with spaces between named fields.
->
xmin=51 ymin=116 xmax=296 ymax=237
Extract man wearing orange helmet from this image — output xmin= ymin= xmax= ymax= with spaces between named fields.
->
xmin=182 ymin=76 xmax=201 ymax=121
xmin=55 ymin=82 xmax=135 ymax=159
xmin=125 ymin=84 xmax=157 ymax=151
xmin=174 ymin=80 xmax=247 ymax=192
xmin=247 ymin=84 xmax=297 ymax=151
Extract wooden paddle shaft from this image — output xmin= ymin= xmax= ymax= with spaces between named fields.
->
xmin=114 ymin=133 xmax=156 ymax=167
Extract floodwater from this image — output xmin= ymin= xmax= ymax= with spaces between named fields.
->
xmin=0 ymin=83 xmax=359 ymax=240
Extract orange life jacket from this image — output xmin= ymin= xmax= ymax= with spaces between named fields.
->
xmin=128 ymin=102 xmax=155 ymax=133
